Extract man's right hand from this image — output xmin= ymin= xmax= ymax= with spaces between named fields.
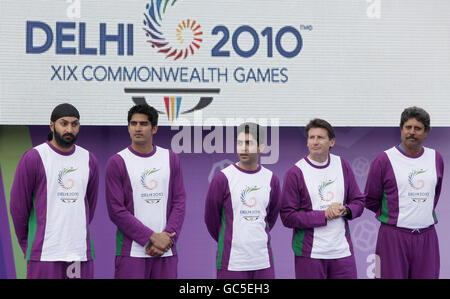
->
xmin=149 ymin=231 xmax=176 ymax=252
xmin=325 ymin=203 xmax=345 ymax=220
xmin=145 ymin=244 xmax=164 ymax=257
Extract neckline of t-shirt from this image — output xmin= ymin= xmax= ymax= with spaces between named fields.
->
xmin=233 ymin=162 xmax=262 ymax=174
xmin=395 ymin=144 xmax=424 ymax=159
xmin=304 ymin=154 xmax=331 ymax=169
xmin=46 ymin=141 xmax=76 ymax=156
xmin=128 ymin=145 xmax=157 ymax=158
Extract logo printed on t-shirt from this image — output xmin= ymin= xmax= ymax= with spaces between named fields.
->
xmin=141 ymin=168 xmax=160 ymax=190
xmin=240 ymin=186 xmax=261 ymax=221
xmin=57 ymin=167 xmax=79 ymax=203
xmin=140 ymin=168 xmax=163 ymax=204
xmin=318 ymin=179 xmax=335 ymax=202
xmin=407 ymin=169 xmax=429 ymax=204
xmin=408 ymin=169 xmax=426 ymax=190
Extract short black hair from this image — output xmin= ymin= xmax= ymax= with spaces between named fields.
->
xmin=237 ymin=122 xmax=266 ymax=146
xmin=127 ymin=104 xmax=158 ymax=127
xmin=400 ymin=106 xmax=430 ymax=132
xmin=305 ymin=118 xmax=335 ymax=139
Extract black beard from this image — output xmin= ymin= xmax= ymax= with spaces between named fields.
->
xmin=53 ymin=130 xmax=77 ymax=148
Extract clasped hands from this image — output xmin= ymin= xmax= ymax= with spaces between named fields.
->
xmin=145 ymin=231 xmax=176 ymax=257
xmin=324 ymin=203 xmax=347 ymax=221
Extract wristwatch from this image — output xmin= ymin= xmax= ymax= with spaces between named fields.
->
xmin=341 ymin=207 xmax=350 ymax=218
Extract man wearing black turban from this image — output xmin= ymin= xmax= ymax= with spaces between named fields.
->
xmin=48 ymin=103 xmax=81 ymax=150
xmin=10 ymin=103 xmax=99 ymax=279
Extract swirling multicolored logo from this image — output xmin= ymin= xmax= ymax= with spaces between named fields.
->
xmin=408 ymin=169 xmax=426 ymax=190
xmin=240 ymin=185 xmax=260 ymax=209
xmin=141 ymin=168 xmax=160 ymax=191
xmin=140 ymin=168 xmax=161 ymax=204
xmin=318 ymin=179 xmax=335 ymax=202
xmin=58 ymin=167 xmax=77 ymax=190
xmin=143 ymin=0 xmax=203 ymax=60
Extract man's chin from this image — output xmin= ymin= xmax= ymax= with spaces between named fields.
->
xmin=405 ymin=140 xmax=420 ymax=148
xmin=56 ymin=137 xmax=76 ymax=148
xmin=56 ymin=141 xmax=75 ymax=148
xmin=309 ymin=150 xmax=324 ymax=156
xmin=133 ymin=139 xmax=149 ymax=145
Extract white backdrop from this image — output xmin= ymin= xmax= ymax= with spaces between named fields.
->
xmin=1 ymin=0 xmax=449 ymax=126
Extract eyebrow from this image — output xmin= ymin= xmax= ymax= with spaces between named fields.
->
xmin=237 ymin=139 xmax=256 ymax=143
xmin=309 ymin=134 xmax=326 ymax=138
xmin=59 ymin=119 xmax=79 ymax=124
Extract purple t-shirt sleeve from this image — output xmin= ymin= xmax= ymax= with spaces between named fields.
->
xmin=204 ymin=171 xmax=228 ymax=242
xmin=165 ymin=151 xmax=186 ymax=242
xmin=280 ymin=166 xmax=327 ymax=229
xmin=434 ymin=150 xmax=444 ymax=208
xmin=266 ymin=174 xmax=281 ymax=231
xmin=105 ymin=154 xmax=153 ymax=246
xmin=364 ymin=153 xmax=386 ymax=213
xmin=341 ymin=158 xmax=365 ymax=219
xmin=10 ymin=149 xmax=42 ymax=255
xmin=86 ymin=152 xmax=99 ymax=223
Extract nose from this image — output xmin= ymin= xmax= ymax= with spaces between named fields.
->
xmin=65 ymin=125 xmax=74 ymax=134
xmin=237 ymin=142 xmax=248 ymax=153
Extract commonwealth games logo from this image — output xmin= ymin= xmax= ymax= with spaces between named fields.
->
xmin=58 ymin=167 xmax=77 ymax=190
xmin=141 ymin=168 xmax=160 ymax=191
xmin=240 ymin=186 xmax=260 ymax=208
xmin=140 ymin=168 xmax=161 ymax=204
xmin=143 ymin=0 xmax=203 ymax=60
xmin=318 ymin=179 xmax=335 ymax=202
xmin=408 ymin=169 xmax=426 ymax=190
xmin=240 ymin=186 xmax=261 ymax=222
xmin=57 ymin=167 xmax=78 ymax=203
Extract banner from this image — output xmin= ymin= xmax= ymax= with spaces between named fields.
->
xmin=1 ymin=0 xmax=450 ymax=126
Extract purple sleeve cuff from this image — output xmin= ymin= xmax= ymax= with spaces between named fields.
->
xmin=298 ymin=210 xmax=327 ymax=228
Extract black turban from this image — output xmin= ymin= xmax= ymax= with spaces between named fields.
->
xmin=50 ymin=103 xmax=80 ymax=122
xmin=48 ymin=103 xmax=80 ymax=141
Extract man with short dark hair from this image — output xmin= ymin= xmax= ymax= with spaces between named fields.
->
xmin=280 ymin=118 xmax=364 ymax=279
xmin=105 ymin=104 xmax=186 ymax=279
xmin=205 ymin=122 xmax=281 ymax=279
xmin=10 ymin=103 xmax=99 ymax=279
xmin=365 ymin=107 xmax=444 ymax=279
